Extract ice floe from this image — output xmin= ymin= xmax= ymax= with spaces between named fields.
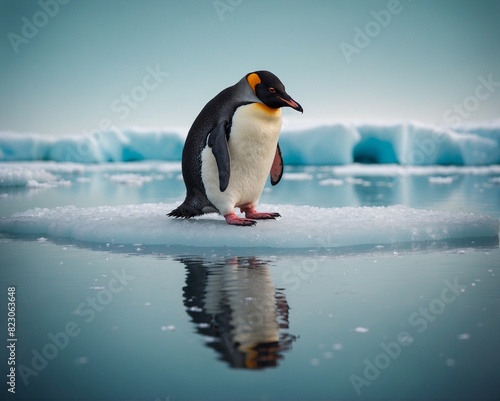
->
xmin=0 ymin=203 xmax=497 ymax=249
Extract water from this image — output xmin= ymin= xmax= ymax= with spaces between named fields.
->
xmin=1 ymin=162 xmax=499 ymax=401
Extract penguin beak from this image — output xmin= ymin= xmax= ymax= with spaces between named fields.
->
xmin=278 ymin=95 xmax=303 ymax=113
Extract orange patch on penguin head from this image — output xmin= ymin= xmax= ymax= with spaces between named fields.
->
xmin=246 ymin=73 xmax=261 ymax=93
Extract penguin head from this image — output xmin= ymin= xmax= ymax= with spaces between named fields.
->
xmin=246 ymin=71 xmax=303 ymax=113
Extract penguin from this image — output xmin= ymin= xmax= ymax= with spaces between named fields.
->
xmin=168 ymin=70 xmax=303 ymax=226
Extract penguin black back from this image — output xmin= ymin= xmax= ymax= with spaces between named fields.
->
xmin=169 ymin=74 xmax=260 ymax=217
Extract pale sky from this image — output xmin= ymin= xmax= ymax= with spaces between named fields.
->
xmin=1 ymin=0 xmax=500 ymax=135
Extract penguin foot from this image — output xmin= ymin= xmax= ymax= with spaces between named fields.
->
xmin=242 ymin=207 xmax=281 ymax=220
xmin=224 ymin=213 xmax=257 ymax=226
xmin=167 ymin=203 xmax=202 ymax=219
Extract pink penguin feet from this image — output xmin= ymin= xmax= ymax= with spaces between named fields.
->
xmin=224 ymin=206 xmax=281 ymax=226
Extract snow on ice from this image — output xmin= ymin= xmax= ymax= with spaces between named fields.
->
xmin=0 ymin=203 xmax=497 ymax=249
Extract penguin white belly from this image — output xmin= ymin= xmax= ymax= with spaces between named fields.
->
xmin=201 ymin=103 xmax=282 ymax=216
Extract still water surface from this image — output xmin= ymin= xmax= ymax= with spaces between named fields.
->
xmin=1 ymin=163 xmax=499 ymax=401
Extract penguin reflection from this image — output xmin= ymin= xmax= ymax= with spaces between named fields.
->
xmin=180 ymin=257 xmax=295 ymax=369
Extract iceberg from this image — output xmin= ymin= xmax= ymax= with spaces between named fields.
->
xmin=1 ymin=121 xmax=499 ymax=165
xmin=0 ymin=128 xmax=184 ymax=163
xmin=0 ymin=203 xmax=497 ymax=249
xmin=280 ymin=124 xmax=360 ymax=164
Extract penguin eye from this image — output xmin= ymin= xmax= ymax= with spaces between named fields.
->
xmin=268 ymin=87 xmax=276 ymax=93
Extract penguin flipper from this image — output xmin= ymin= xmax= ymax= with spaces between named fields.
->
xmin=270 ymin=143 xmax=284 ymax=186
xmin=207 ymin=120 xmax=231 ymax=192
